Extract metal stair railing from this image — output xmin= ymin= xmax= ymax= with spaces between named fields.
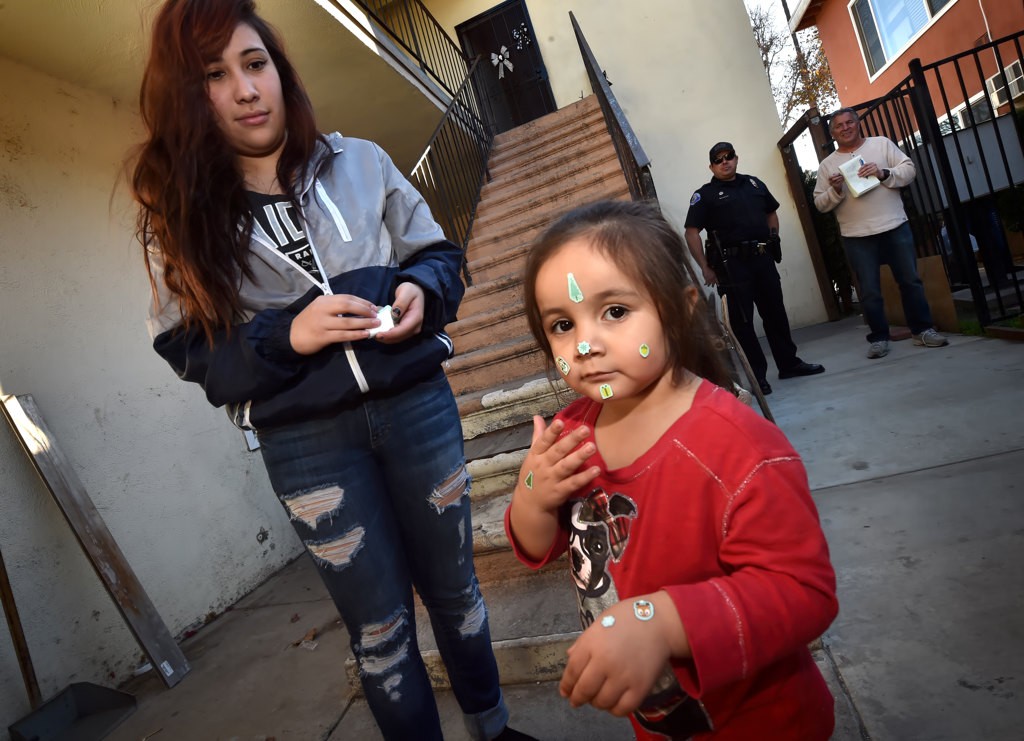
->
xmin=409 ymin=56 xmax=494 ymax=285
xmin=354 ymin=0 xmax=468 ymax=100
xmin=847 ymin=29 xmax=1024 ymax=327
xmin=569 ymin=11 xmax=657 ymax=202
xmin=349 ymin=0 xmax=495 ymax=284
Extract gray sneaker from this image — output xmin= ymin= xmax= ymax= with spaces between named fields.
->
xmin=913 ymin=328 xmax=949 ymax=347
xmin=867 ymin=340 xmax=890 ymax=359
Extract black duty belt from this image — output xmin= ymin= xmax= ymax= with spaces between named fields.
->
xmin=719 ymin=240 xmax=768 ymax=258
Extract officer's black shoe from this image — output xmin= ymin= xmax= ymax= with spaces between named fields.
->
xmin=758 ymin=379 xmax=773 ymax=395
xmin=778 ymin=361 xmax=825 ymax=379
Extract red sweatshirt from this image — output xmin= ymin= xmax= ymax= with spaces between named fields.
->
xmin=506 ymin=381 xmax=838 ymax=740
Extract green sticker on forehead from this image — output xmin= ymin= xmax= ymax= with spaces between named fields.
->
xmin=567 ymin=273 xmax=584 ymax=303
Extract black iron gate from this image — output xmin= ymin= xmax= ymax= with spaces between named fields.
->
xmin=840 ymin=31 xmax=1024 ymax=327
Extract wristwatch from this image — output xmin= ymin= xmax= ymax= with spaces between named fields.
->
xmin=880 ymin=168 xmax=890 ymax=181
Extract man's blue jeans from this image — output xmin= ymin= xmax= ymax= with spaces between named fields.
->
xmin=842 ymin=222 xmax=935 ymax=342
xmin=258 ymin=371 xmax=507 ymax=740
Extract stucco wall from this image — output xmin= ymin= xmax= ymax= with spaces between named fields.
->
xmin=0 ymin=57 xmax=299 ymax=730
xmin=430 ymin=0 xmax=828 ymax=328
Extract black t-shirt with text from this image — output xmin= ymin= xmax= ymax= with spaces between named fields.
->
xmin=246 ymin=191 xmax=324 ymax=283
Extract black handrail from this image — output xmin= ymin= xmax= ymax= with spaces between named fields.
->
xmin=408 ymin=57 xmax=494 ymax=285
xmin=569 ymin=11 xmax=657 ymax=202
xmin=354 ymin=0 xmax=468 ymax=99
xmin=347 ymin=0 xmax=496 ymax=284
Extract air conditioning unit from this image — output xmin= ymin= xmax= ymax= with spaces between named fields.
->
xmin=987 ymin=60 xmax=1024 ymax=108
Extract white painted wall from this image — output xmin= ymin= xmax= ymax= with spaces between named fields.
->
xmin=431 ymin=0 xmax=828 ymax=327
xmin=0 ymin=57 xmax=299 ymax=730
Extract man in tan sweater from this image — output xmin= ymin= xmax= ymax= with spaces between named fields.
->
xmin=814 ymin=107 xmax=947 ymax=359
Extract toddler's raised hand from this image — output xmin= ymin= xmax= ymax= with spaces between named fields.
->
xmin=518 ymin=416 xmax=599 ymax=513
xmin=506 ymin=416 xmax=600 ymax=560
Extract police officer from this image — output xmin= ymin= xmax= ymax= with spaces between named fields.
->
xmin=684 ymin=142 xmax=824 ymax=395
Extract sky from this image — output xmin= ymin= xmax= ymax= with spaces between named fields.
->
xmin=742 ymin=0 xmax=825 ymax=171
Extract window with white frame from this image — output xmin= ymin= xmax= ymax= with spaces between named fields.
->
xmin=937 ymin=93 xmax=994 ymax=135
xmin=849 ymin=0 xmax=956 ymax=76
xmin=986 ymin=59 xmax=1024 ymax=108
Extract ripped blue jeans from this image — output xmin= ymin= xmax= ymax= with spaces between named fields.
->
xmin=257 ymin=370 xmax=507 ymax=740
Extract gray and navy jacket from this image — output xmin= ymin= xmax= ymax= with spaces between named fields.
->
xmin=146 ymin=134 xmax=464 ymax=431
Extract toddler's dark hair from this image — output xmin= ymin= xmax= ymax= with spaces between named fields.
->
xmin=523 ymin=199 xmax=733 ymax=390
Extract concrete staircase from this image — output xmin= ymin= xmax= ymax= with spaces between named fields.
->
xmin=346 ymin=96 xmax=632 ymax=692
xmin=452 ymin=94 xmax=629 ymax=556
xmin=447 ymin=96 xmax=631 ymax=684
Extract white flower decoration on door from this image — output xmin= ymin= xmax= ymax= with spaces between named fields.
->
xmin=512 ymin=23 xmax=532 ymax=51
xmin=491 ymin=45 xmax=513 ymax=79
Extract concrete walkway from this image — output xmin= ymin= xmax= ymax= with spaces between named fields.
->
xmin=106 ymin=317 xmax=1024 ymax=740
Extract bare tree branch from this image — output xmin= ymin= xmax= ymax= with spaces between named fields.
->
xmin=747 ymin=5 xmax=838 ymax=126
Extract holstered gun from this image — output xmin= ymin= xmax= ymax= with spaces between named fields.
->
xmin=767 ymin=230 xmax=782 ymax=263
xmin=705 ymin=230 xmax=727 ymax=274
xmin=707 ymin=230 xmax=749 ymax=325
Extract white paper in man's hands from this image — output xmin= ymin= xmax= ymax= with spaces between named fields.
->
xmin=838 ymin=156 xmax=881 ymax=198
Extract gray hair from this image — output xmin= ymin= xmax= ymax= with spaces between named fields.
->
xmin=829 ymin=107 xmax=860 ymax=129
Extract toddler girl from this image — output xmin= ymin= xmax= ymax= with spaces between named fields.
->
xmin=505 ymin=200 xmax=838 ymax=740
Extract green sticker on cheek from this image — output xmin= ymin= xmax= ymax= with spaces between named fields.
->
xmin=639 ymin=343 xmax=650 ymax=358
xmin=599 ymin=384 xmax=614 ymax=399
xmin=556 ymin=356 xmax=571 ymax=376
xmin=567 ymin=273 xmax=584 ymax=303
xmin=524 ymin=471 xmax=534 ymax=489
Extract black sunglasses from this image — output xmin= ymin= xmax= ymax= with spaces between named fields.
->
xmin=712 ymin=152 xmax=737 ymax=165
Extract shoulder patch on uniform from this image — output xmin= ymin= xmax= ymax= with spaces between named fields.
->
xmin=750 ymin=178 xmax=759 ymax=188
xmin=690 ymin=192 xmax=701 ymax=205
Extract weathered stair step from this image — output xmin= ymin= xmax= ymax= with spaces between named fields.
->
xmin=469 ymin=487 xmax=517 ymax=553
xmin=445 ymin=335 xmax=547 ymax=397
xmin=473 ymin=155 xmax=625 ymax=237
xmin=488 ymin=96 xmax=601 ymax=153
xmin=485 ymin=110 xmax=606 ymax=179
xmin=450 ymin=300 xmax=530 ymax=355
xmin=459 ymin=271 xmax=522 ymax=316
xmin=464 ymin=239 xmax=532 ymax=287
xmin=467 ymin=180 xmax=632 ymax=260
xmin=458 ymin=375 xmax=573 ymax=440
xmin=487 ymin=99 xmax=604 ymax=172
xmin=469 ymin=174 xmax=631 ymax=250
xmin=344 ymin=556 xmax=580 ymax=693
xmin=456 ymin=370 xmax=549 ymax=416
xmin=481 ymin=121 xmax=616 ymax=202
xmin=481 ymin=132 xmax=616 ymax=209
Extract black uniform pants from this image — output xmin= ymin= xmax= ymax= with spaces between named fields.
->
xmin=717 ymin=252 xmax=801 ymax=383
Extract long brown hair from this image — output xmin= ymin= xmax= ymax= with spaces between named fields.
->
xmin=523 ymin=200 xmax=733 ymax=391
xmin=131 ymin=0 xmax=323 ymax=341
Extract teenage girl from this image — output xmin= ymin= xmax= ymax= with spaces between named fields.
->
xmin=131 ymin=1 xmax=534 ymax=739
xmin=506 ymin=200 xmax=838 ymax=740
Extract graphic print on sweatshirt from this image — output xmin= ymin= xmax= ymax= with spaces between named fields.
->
xmin=247 ymin=191 xmax=323 ymax=283
xmin=568 ymin=488 xmax=712 ymax=737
